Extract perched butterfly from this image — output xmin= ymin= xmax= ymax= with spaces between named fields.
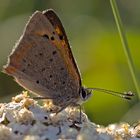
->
xmin=3 ymin=9 xmax=133 ymax=113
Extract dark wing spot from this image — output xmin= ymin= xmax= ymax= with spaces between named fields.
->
xmin=50 ymin=36 xmax=54 ymax=40
xmin=39 ymin=52 xmax=43 ymax=56
xmin=41 ymin=68 xmax=45 ymax=71
xmin=49 ymin=58 xmax=53 ymax=62
xmin=27 ymin=63 xmax=30 ymax=67
xmin=59 ymin=35 xmax=63 ymax=40
xmin=52 ymin=31 xmax=55 ymax=35
xmin=43 ymin=34 xmax=49 ymax=39
xmin=49 ymin=75 xmax=52 ymax=78
xmin=52 ymin=51 xmax=57 ymax=55
xmin=36 ymin=80 xmax=39 ymax=84
xmin=62 ymin=81 xmax=65 ymax=85
xmin=22 ymin=69 xmax=25 ymax=72
xmin=60 ymin=67 xmax=64 ymax=70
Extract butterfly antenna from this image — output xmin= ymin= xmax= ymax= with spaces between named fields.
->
xmin=87 ymin=88 xmax=134 ymax=100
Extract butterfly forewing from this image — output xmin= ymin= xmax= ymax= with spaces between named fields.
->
xmin=43 ymin=10 xmax=81 ymax=85
xmin=3 ymin=10 xmax=81 ymax=108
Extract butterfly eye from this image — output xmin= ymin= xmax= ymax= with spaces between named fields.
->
xmin=80 ymin=87 xmax=92 ymax=101
xmin=80 ymin=87 xmax=87 ymax=100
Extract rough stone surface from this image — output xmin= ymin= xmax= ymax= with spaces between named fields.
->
xmin=0 ymin=92 xmax=139 ymax=140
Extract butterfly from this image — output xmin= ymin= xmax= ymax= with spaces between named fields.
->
xmin=3 ymin=9 xmax=133 ymax=114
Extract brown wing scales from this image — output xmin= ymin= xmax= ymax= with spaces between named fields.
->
xmin=44 ymin=10 xmax=81 ymax=87
xmin=3 ymin=10 xmax=81 ymax=108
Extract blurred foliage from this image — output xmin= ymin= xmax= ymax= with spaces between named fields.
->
xmin=0 ymin=0 xmax=140 ymax=125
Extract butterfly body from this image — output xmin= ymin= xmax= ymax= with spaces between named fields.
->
xmin=3 ymin=10 xmax=92 ymax=110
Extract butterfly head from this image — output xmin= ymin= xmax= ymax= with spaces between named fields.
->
xmin=79 ymin=87 xmax=92 ymax=101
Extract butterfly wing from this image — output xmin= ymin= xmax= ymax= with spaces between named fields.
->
xmin=43 ymin=10 xmax=81 ymax=85
xmin=3 ymin=10 xmax=81 ymax=107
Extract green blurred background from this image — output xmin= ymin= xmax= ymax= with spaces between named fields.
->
xmin=0 ymin=0 xmax=140 ymax=125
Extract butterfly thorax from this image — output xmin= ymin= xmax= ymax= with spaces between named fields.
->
xmin=52 ymin=86 xmax=92 ymax=110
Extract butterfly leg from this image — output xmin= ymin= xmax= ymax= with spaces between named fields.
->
xmin=55 ymin=103 xmax=71 ymax=114
xmin=79 ymin=104 xmax=82 ymax=123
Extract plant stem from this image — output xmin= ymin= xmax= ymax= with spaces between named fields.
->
xmin=110 ymin=0 xmax=140 ymax=100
